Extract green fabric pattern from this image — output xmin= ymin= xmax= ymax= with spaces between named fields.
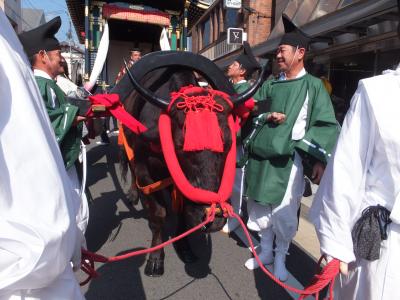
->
xmin=36 ymin=76 xmax=82 ymax=169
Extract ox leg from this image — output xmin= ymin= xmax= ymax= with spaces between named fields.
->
xmin=143 ymin=195 xmax=166 ymax=277
xmin=173 ymin=214 xmax=198 ymax=264
xmin=128 ymin=160 xmax=139 ymax=205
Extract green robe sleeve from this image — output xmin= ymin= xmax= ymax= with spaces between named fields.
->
xmin=36 ymin=76 xmax=82 ymax=169
xmin=36 ymin=77 xmax=78 ymax=144
xmin=252 ymin=80 xmax=271 ymax=102
xmin=295 ymin=77 xmax=339 ymax=164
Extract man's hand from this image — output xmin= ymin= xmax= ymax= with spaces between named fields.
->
xmin=311 ymin=161 xmax=325 ymax=184
xmin=72 ymin=115 xmax=87 ymax=127
xmin=266 ymin=112 xmax=286 ymax=124
xmin=326 ymin=255 xmax=349 ymax=275
xmin=340 ymin=261 xmax=349 ymax=275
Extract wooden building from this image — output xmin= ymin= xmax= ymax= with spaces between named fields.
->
xmin=66 ymin=0 xmax=212 ymax=87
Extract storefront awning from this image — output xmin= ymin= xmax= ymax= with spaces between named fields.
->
xmin=252 ymin=0 xmax=399 ymax=57
xmin=102 ymin=4 xmax=170 ymax=26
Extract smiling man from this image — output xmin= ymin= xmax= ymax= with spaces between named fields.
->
xmin=242 ymin=15 xmax=339 ymax=281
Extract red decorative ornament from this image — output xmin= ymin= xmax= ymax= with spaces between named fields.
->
xmin=169 ymin=86 xmax=233 ymax=153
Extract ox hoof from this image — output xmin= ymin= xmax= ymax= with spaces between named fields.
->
xmin=128 ymin=188 xmax=140 ymax=206
xmin=175 ymin=245 xmax=198 ymax=264
xmin=144 ymin=258 xmax=164 ymax=277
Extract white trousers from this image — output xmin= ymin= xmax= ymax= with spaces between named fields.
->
xmin=67 ymin=165 xmax=89 ymax=235
xmin=247 ymin=152 xmax=304 ymax=250
xmin=230 ymin=145 xmax=245 ymax=216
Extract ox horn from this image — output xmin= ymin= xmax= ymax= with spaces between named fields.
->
xmin=230 ymin=63 xmax=269 ymax=106
xmin=124 ymin=59 xmax=169 ymax=109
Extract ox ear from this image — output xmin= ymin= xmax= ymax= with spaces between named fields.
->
xmin=230 ymin=62 xmax=271 ymax=106
xmin=124 ymin=59 xmax=169 ymax=109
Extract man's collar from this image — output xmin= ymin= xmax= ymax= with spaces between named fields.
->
xmin=235 ymin=79 xmax=247 ymax=84
xmin=279 ymin=68 xmax=306 ymax=80
xmin=33 ymin=69 xmax=53 ymax=80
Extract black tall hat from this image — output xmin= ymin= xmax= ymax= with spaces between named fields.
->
xmin=279 ymin=14 xmax=311 ymax=49
xmin=236 ymin=41 xmax=261 ymax=76
xmin=18 ymin=16 xmax=61 ymax=57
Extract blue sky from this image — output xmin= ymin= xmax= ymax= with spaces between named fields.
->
xmin=22 ymin=0 xmax=81 ymax=46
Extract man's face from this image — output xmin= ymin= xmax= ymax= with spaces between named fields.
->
xmin=276 ymin=45 xmax=304 ymax=73
xmin=130 ymin=51 xmax=141 ymax=62
xmin=42 ymin=49 xmax=64 ymax=78
xmin=227 ymin=61 xmax=245 ymax=79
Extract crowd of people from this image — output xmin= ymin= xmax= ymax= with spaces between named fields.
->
xmin=1 ymin=3 xmax=399 ymax=299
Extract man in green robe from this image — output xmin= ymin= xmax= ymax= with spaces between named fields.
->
xmin=19 ymin=17 xmax=89 ymax=236
xmin=243 ymin=15 xmax=339 ymax=281
xmin=223 ymin=42 xmax=261 ymax=233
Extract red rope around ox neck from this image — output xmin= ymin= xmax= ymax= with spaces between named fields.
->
xmin=158 ymin=112 xmax=237 ymax=206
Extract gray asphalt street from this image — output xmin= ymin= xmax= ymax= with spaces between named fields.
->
xmin=78 ymin=136 xmax=319 ymax=300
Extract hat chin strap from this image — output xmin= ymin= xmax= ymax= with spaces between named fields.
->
xmin=286 ymin=46 xmax=299 ymax=77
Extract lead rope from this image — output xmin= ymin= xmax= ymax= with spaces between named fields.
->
xmin=229 ymin=211 xmax=340 ymax=299
xmin=80 ymin=205 xmax=339 ymax=300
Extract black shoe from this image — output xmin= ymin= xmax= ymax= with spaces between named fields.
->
xmin=303 ymin=178 xmax=312 ymax=197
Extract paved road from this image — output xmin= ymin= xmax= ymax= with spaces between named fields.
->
xmin=78 ymin=136 xmax=321 ymax=300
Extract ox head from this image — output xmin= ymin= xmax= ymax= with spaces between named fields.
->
xmin=117 ymin=51 xmax=269 ymax=232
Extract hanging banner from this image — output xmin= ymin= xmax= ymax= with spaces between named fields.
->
xmin=159 ymin=27 xmax=171 ymax=51
xmin=84 ymin=21 xmax=109 ymax=92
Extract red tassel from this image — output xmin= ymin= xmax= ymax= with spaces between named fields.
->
xmin=183 ymin=110 xmax=223 ymax=152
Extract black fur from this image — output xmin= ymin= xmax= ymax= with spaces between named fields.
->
xmin=120 ymin=67 xmax=231 ymax=276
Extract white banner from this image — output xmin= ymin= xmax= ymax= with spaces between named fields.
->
xmin=85 ymin=21 xmax=109 ymax=92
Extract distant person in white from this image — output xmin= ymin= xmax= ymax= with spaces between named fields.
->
xmin=0 ymin=9 xmax=84 ymax=300
xmin=309 ymin=2 xmax=400 ymax=299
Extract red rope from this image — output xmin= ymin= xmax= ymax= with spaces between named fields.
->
xmin=230 ymin=212 xmax=340 ymax=299
xmin=79 ymin=205 xmax=217 ymax=285
xmin=80 ymin=207 xmax=339 ymax=299
xmin=158 ymin=113 xmax=237 ymax=205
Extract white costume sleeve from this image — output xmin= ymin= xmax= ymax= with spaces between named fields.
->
xmin=309 ymin=81 xmax=376 ymax=264
xmin=0 ymin=10 xmax=83 ymax=298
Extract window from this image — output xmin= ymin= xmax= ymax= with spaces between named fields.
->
xmin=202 ymin=18 xmax=211 ymax=47
xmin=224 ymin=8 xmax=239 ymax=31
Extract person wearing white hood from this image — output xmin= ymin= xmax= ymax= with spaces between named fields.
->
xmin=0 ymin=9 xmax=84 ymax=300
xmin=309 ymin=1 xmax=400 ymax=299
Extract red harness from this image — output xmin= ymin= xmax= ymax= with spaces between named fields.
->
xmin=159 ymin=86 xmax=236 ymax=209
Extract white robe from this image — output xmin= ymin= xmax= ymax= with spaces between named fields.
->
xmin=309 ymin=64 xmax=400 ymax=300
xmin=0 ymin=10 xmax=84 ymax=299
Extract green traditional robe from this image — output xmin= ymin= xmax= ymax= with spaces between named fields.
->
xmin=36 ymin=76 xmax=82 ymax=170
xmin=233 ymin=80 xmax=250 ymax=93
xmin=233 ymin=81 xmax=254 ymax=144
xmin=245 ymin=73 xmax=339 ymax=205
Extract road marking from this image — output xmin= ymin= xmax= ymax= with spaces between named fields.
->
xmin=233 ymin=225 xmax=305 ymax=299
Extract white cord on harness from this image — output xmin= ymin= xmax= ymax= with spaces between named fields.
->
xmin=79 ymin=141 xmax=87 ymax=197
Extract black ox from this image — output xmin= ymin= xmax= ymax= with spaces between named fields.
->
xmin=112 ymin=51 xmax=266 ymax=277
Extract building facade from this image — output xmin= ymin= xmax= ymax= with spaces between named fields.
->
xmin=189 ymin=0 xmax=273 ymax=62
xmin=67 ymin=0 xmax=212 ymax=88
xmin=193 ymin=0 xmax=399 ymax=115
